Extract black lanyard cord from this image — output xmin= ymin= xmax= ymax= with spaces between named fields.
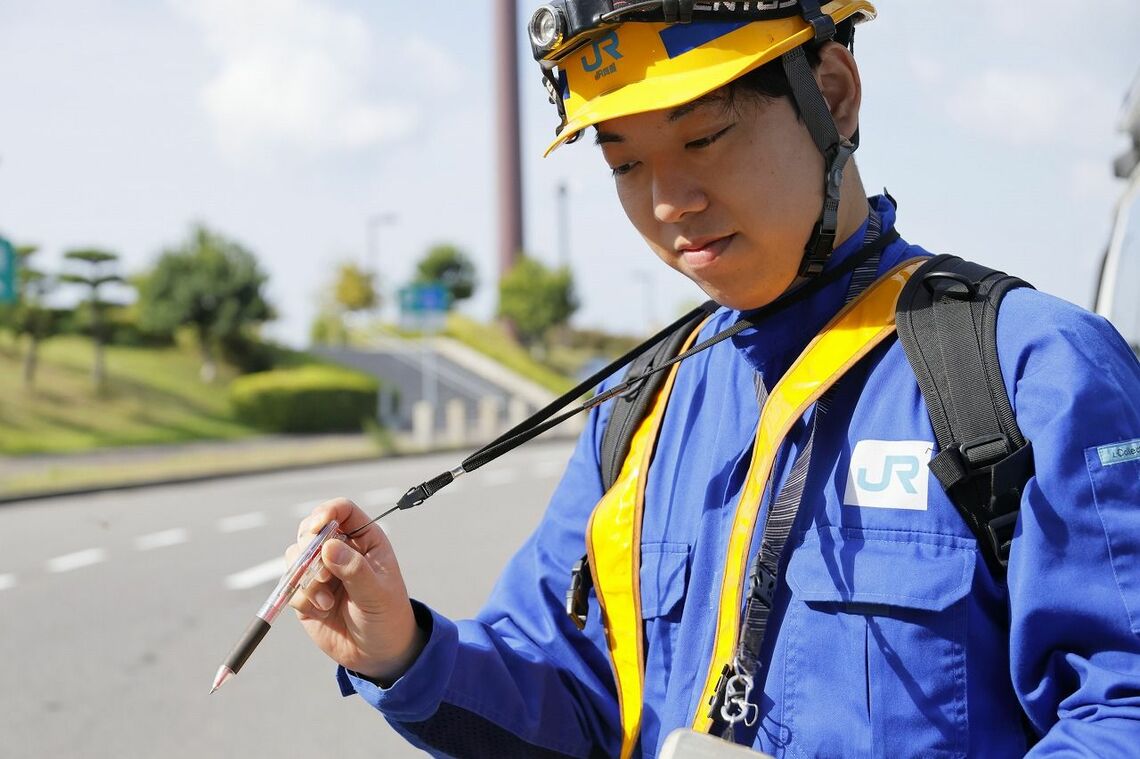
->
xmin=346 ymin=227 xmax=900 ymax=538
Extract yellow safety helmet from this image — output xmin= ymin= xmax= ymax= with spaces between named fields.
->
xmin=531 ymin=0 xmax=877 ymax=156
xmin=529 ymin=0 xmax=878 ymax=277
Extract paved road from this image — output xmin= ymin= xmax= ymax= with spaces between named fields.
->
xmin=0 ymin=440 xmax=576 ymax=758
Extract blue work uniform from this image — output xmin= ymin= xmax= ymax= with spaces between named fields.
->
xmin=338 ymin=196 xmax=1140 ymax=757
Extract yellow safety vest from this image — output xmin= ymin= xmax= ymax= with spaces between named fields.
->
xmin=585 ymin=259 xmax=924 ymax=758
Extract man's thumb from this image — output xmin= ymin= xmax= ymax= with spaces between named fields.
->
xmin=321 ymin=539 xmax=379 ymax=601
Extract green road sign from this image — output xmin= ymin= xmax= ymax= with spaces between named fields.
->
xmin=398 ymin=282 xmax=451 ymax=314
xmin=0 ymin=238 xmax=17 ymax=304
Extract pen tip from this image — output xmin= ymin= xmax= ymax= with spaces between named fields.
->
xmin=211 ymin=665 xmax=234 ymax=694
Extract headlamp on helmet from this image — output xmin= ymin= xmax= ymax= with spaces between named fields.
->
xmin=529 ymin=5 xmax=566 ymax=55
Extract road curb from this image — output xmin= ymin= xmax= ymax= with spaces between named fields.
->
xmin=0 ymin=451 xmax=387 ymax=505
xmin=0 ymin=433 xmax=577 ymax=506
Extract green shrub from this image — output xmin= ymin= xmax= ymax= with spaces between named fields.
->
xmin=220 ymin=331 xmax=279 ymax=374
xmin=230 ymin=366 xmax=379 ymax=433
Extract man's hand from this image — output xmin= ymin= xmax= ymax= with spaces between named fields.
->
xmin=287 ymin=498 xmax=426 ymax=684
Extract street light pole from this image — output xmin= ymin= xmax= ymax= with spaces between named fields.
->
xmin=556 ymin=181 xmax=570 ymax=268
xmin=366 ymin=212 xmax=398 ymax=322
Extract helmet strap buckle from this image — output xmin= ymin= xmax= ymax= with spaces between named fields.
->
xmin=799 ymin=139 xmax=856 ymax=277
xmin=662 ymin=0 xmax=695 ymax=23
xmin=799 ymin=0 xmax=837 ymax=43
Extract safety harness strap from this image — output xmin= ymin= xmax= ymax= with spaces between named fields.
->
xmin=691 ymin=257 xmax=926 ymax=734
xmin=585 ymin=317 xmax=711 ymax=759
xmin=712 ymin=213 xmax=883 ymax=741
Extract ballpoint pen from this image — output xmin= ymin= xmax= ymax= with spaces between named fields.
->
xmin=210 ymin=519 xmax=345 ymax=693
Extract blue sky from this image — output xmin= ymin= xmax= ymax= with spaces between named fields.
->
xmin=1 ymin=1 xmax=1137 ymax=345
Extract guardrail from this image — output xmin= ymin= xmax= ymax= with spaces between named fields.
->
xmin=406 ymin=395 xmax=584 ymax=452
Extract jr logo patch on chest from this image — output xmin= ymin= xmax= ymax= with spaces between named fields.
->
xmin=844 ymin=440 xmax=934 ymax=511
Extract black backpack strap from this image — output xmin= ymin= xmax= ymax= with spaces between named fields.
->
xmin=599 ymin=301 xmax=718 ymax=491
xmin=896 ymin=255 xmax=1036 ymax=576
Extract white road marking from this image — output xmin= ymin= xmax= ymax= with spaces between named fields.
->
xmin=482 ymin=469 xmax=519 ymax=486
xmin=134 ymin=528 xmax=189 ymax=551
xmin=218 ymin=512 xmax=268 ymax=533
xmin=0 ymin=574 xmax=16 ymax=591
xmin=224 ymin=558 xmax=286 ymax=591
xmin=48 ymin=548 xmax=107 ymax=573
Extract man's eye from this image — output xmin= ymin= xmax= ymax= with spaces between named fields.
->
xmin=610 ymin=162 xmax=638 ymax=177
xmin=686 ymin=124 xmax=735 ymax=149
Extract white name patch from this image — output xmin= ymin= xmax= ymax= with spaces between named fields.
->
xmin=843 ymin=440 xmax=934 ymax=511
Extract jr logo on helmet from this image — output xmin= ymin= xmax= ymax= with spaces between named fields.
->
xmin=843 ymin=440 xmax=933 ymax=511
xmin=581 ymin=31 xmax=622 ymax=73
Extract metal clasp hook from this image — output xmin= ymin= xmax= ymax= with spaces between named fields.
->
xmin=719 ymin=672 xmax=758 ymax=728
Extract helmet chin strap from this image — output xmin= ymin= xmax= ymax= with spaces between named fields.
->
xmin=781 ymin=27 xmax=858 ymax=278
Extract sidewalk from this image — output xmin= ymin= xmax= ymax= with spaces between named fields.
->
xmin=0 ymin=422 xmax=582 ymax=504
xmin=0 ymin=434 xmax=386 ymax=503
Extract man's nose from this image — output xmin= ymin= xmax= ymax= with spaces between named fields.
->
xmin=652 ymin=165 xmax=707 ymax=224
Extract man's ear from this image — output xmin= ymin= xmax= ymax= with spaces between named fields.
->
xmin=814 ymin=42 xmax=862 ymax=142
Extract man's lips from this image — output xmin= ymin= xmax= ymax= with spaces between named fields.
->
xmin=677 ymin=234 xmax=735 ymax=267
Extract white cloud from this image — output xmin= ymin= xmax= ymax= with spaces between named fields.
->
xmin=171 ymin=0 xmax=460 ymax=158
xmin=946 ymin=68 xmax=1118 ymax=148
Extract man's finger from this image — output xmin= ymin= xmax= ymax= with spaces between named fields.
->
xmin=320 ymin=539 xmax=386 ymax=613
xmin=286 ymin=541 xmax=339 ymax=618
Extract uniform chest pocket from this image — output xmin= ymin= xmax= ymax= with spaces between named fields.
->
xmin=781 ymin=528 xmax=976 ymax=759
xmin=640 ymin=542 xmax=690 ymax=619
xmin=639 ymin=541 xmax=690 ymax=695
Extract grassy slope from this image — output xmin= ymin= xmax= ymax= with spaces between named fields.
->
xmin=0 ymin=336 xmax=259 ymax=455
xmin=0 ymin=321 xmax=577 ymax=457
xmin=442 ymin=315 xmax=576 ymax=394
